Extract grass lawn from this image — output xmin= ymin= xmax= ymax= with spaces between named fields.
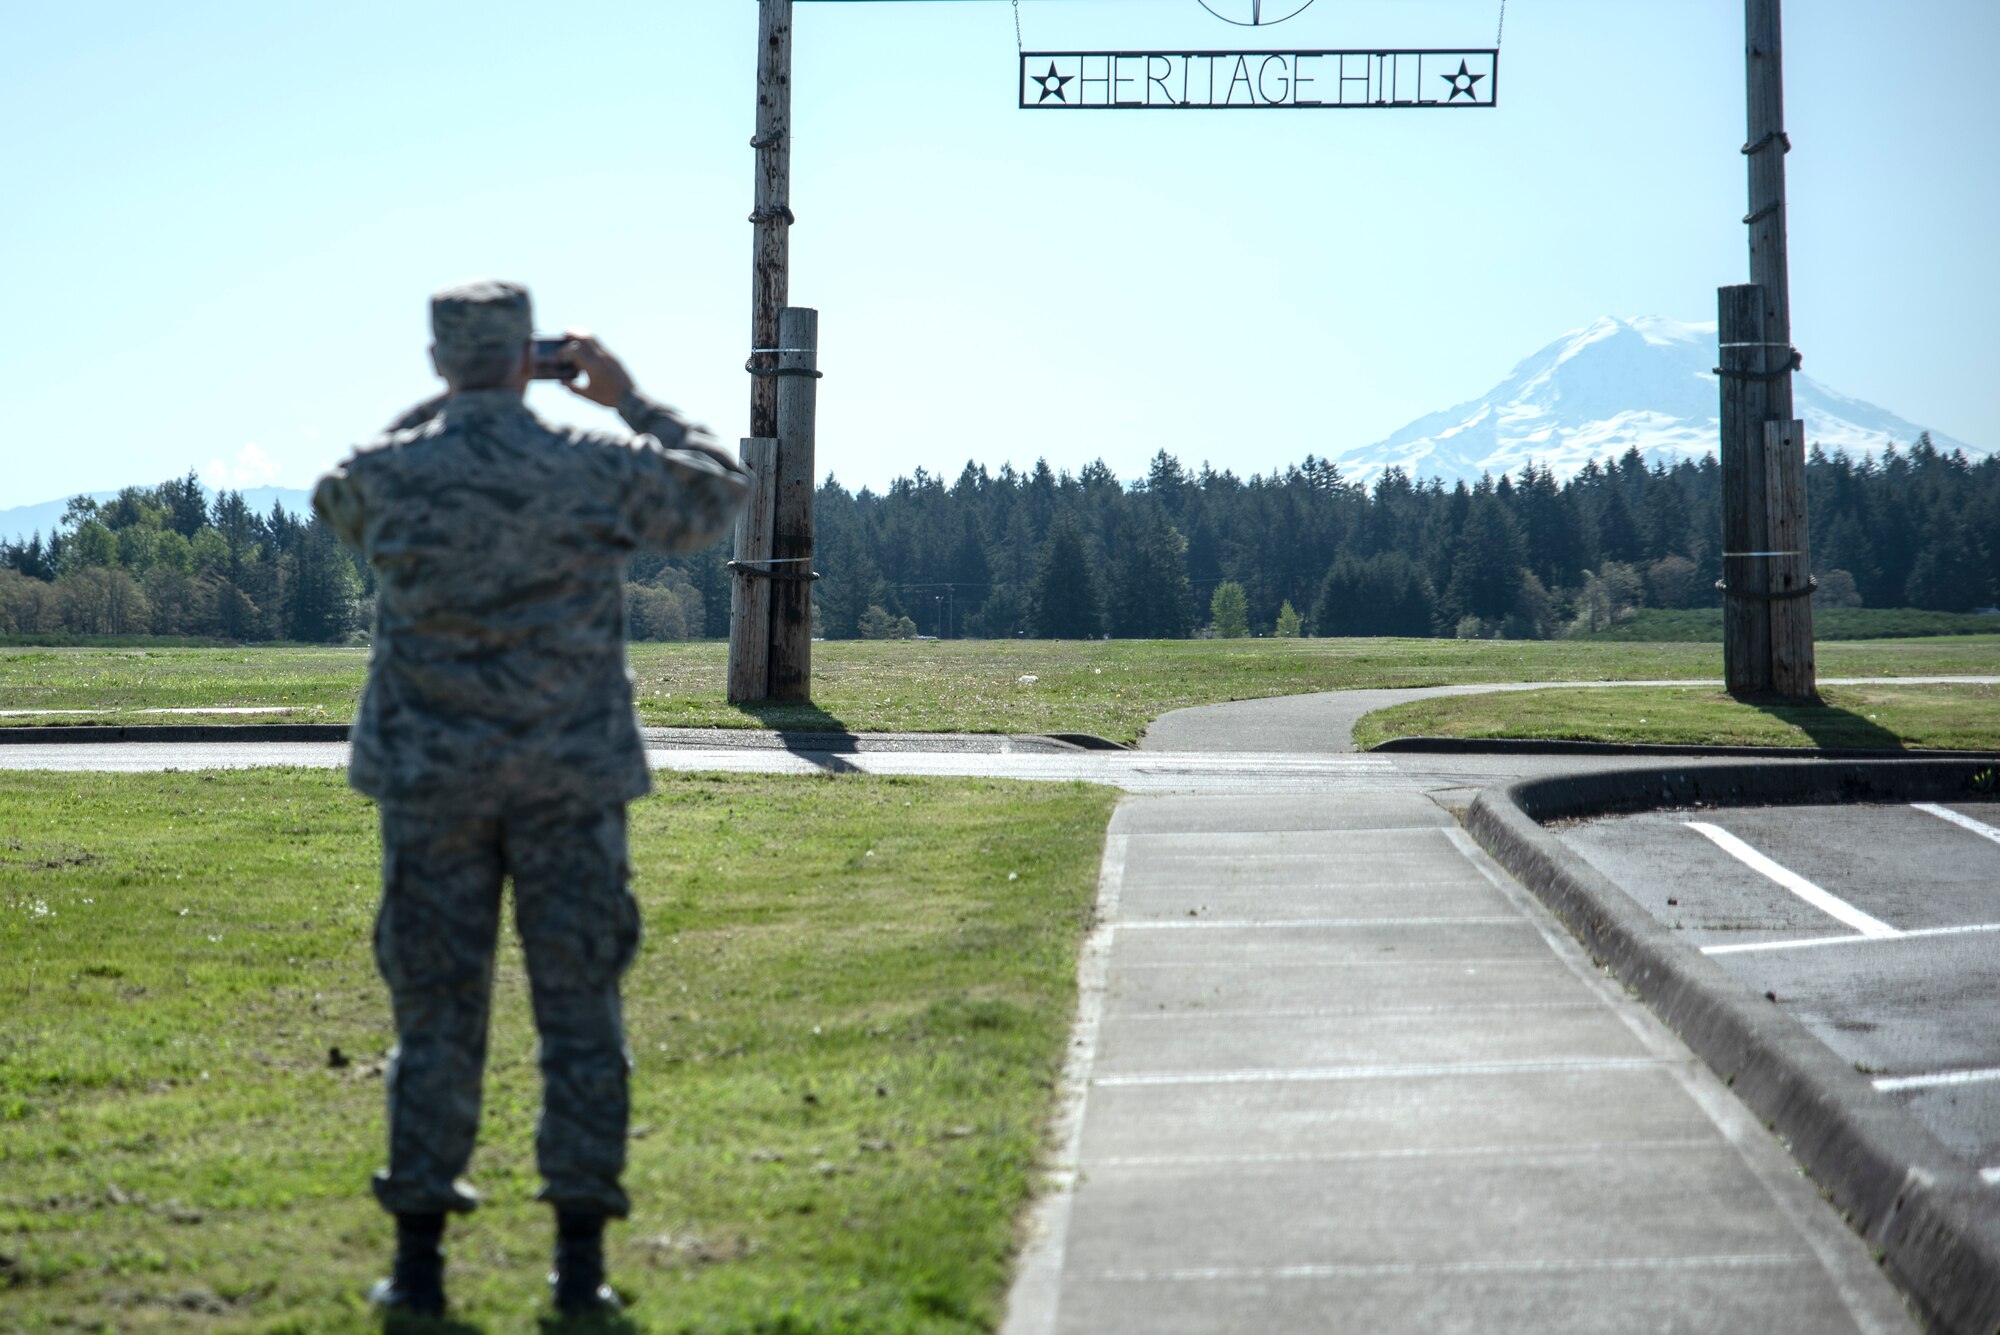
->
xmin=0 ymin=769 xmax=1117 ymax=1333
xmin=4 ymin=637 xmax=1998 ymax=743
xmin=1352 ymin=681 xmax=2000 ymax=752
xmin=1576 ymin=607 xmax=2000 ymax=642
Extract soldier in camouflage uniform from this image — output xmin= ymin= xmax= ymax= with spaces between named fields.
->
xmin=313 ymin=280 xmax=748 ymax=1317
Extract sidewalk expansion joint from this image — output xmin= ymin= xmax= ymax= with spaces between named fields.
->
xmin=1093 ymin=1252 xmax=1816 ymax=1284
xmin=1090 ymin=1136 xmax=1721 ymax=1169
xmin=1092 ymin=1056 xmax=1671 ymax=1088
xmin=1113 ymin=1000 xmax=1601 ymax=1021
xmin=1119 ymin=955 xmax=1556 ymax=971
xmin=1113 ymin=914 xmax=1521 ymax=931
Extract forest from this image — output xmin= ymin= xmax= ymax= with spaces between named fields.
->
xmin=3 ymin=436 xmax=1995 ymax=644
xmin=1 ymin=476 xmax=361 ymax=643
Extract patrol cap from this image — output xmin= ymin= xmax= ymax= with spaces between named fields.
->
xmin=430 ymin=279 xmax=532 ymax=350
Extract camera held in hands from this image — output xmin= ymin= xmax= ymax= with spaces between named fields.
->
xmin=531 ymin=337 xmax=579 ymax=382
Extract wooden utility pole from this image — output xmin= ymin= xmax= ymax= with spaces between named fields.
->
xmin=727 ymin=437 xmax=778 ymax=702
xmin=1719 ymin=0 xmax=1816 ymax=701
xmin=750 ymin=0 xmax=792 ymax=443
xmin=768 ymin=307 xmax=819 ymax=701
xmin=731 ymin=0 xmax=819 ymax=703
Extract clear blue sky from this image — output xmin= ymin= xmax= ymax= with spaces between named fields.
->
xmin=3 ymin=0 xmax=1993 ymax=507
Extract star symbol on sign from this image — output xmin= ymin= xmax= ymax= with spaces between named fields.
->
xmin=1032 ymin=62 xmax=1073 ymax=103
xmin=1442 ymin=59 xmax=1485 ymax=102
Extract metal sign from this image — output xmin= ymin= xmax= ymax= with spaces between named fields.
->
xmin=1196 ymin=0 xmax=1318 ymax=24
xmin=1019 ymin=49 xmax=1498 ymax=110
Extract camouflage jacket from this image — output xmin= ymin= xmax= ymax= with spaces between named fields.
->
xmin=313 ymin=388 xmax=748 ymax=810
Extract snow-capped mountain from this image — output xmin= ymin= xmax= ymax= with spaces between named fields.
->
xmin=1325 ymin=316 xmax=1981 ymax=486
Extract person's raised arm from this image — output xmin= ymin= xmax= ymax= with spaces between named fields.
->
xmin=560 ymin=331 xmax=749 ymax=553
xmin=382 ymin=393 xmax=447 ymax=433
xmin=312 ymin=462 xmax=367 ymax=551
xmin=560 ymin=330 xmax=740 ymax=474
xmin=313 ymin=392 xmax=443 ymax=552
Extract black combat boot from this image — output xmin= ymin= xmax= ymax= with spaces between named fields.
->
xmin=550 ymin=1209 xmax=622 ymax=1316
xmin=367 ymin=1211 xmax=447 ymax=1317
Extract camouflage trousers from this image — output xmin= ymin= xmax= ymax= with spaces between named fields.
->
xmin=370 ymin=801 xmax=641 ymax=1218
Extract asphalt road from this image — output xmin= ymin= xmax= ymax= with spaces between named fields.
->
xmin=1561 ymin=800 xmax=2000 ymax=1174
xmin=0 ymin=737 xmax=1740 ymax=800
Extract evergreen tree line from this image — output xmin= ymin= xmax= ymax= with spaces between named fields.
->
xmin=641 ymin=433 xmax=1998 ymax=641
xmin=7 ymin=435 xmax=1994 ymax=643
xmin=0 ymin=476 xmax=366 ymax=641
xmin=0 ymin=473 xmax=713 ymax=644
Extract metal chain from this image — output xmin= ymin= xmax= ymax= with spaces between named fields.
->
xmin=1496 ymin=0 xmax=1507 ymax=46
xmin=1013 ymin=0 xmax=1023 ymax=52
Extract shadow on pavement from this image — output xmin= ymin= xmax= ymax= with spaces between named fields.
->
xmin=728 ymin=700 xmax=862 ymax=771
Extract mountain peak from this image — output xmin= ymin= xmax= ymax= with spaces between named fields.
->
xmin=1327 ymin=317 xmax=1977 ymax=486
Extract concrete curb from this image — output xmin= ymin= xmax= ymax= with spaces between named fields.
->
xmin=1042 ymin=732 xmax=1130 ymax=751
xmin=0 ymin=723 xmax=352 ymax=744
xmin=1375 ymin=736 xmax=2000 ymax=760
xmin=0 ymin=723 xmax=1129 ymax=753
xmin=1464 ymin=759 xmax=2000 ymax=1335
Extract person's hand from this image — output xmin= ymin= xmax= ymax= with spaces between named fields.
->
xmin=559 ymin=329 xmax=636 ymax=408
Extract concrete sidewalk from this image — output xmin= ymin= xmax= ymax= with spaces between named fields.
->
xmin=1004 ymin=790 xmax=1914 ymax=1334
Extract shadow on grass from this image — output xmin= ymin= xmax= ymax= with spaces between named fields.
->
xmin=1750 ymin=696 xmax=1908 ymax=751
xmin=378 ymin=1314 xmax=487 ymax=1335
xmin=534 ymin=1313 xmax=641 ymax=1335
xmin=382 ymin=1308 xmax=640 ymax=1335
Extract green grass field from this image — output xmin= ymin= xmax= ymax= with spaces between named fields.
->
xmin=0 ymin=769 xmax=1117 ymax=1333
xmin=5 ymin=636 xmax=1998 ymax=743
xmin=1353 ymin=681 xmax=2000 ymax=752
xmin=1576 ymin=607 xmax=2000 ymax=642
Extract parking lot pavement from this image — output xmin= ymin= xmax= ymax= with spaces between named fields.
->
xmin=1559 ymin=801 xmax=2000 ymax=1169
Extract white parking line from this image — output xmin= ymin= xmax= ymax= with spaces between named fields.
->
xmin=1872 ymin=1067 xmax=2000 ymax=1094
xmin=1702 ymin=922 xmax=2000 ymax=955
xmin=1914 ymin=802 xmax=2000 ymax=848
xmin=1983 ymin=1167 xmax=2000 ymax=1186
xmin=1684 ymin=822 xmax=1900 ymax=939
